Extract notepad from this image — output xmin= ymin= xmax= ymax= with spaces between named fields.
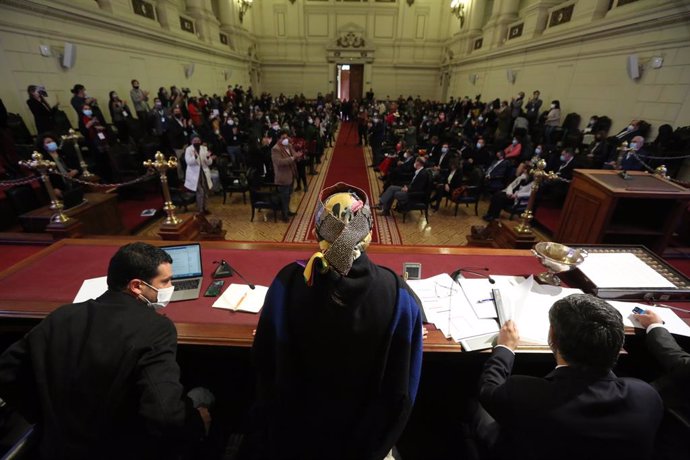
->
xmin=212 ymin=283 xmax=268 ymax=313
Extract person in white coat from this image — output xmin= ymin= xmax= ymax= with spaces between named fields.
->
xmin=184 ymin=135 xmax=215 ymax=215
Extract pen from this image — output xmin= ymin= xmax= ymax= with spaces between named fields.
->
xmin=234 ymin=292 xmax=248 ymax=311
xmin=477 ymin=298 xmax=494 ymax=303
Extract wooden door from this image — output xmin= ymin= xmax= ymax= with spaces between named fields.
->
xmin=349 ymin=64 xmax=363 ymax=101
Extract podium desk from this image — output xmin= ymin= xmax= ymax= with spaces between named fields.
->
xmin=556 ymin=170 xmax=690 ymax=254
xmin=18 ymin=193 xmax=125 ymax=235
xmin=1 ymin=239 xmax=687 ymax=352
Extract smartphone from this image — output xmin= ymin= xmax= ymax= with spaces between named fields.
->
xmin=632 ymin=306 xmax=646 ymax=315
xmin=204 ymin=280 xmax=225 ymax=297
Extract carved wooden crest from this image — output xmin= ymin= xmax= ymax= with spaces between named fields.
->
xmin=336 ymin=31 xmax=365 ymax=48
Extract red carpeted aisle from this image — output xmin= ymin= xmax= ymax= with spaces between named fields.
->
xmin=321 ymin=122 xmax=372 ymax=203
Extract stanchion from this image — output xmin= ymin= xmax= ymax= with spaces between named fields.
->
xmin=61 ymin=129 xmax=98 ymax=182
xmin=143 ymin=152 xmax=199 ymax=241
xmin=19 ymin=152 xmax=83 ymax=239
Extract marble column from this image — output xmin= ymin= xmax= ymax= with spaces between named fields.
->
xmin=156 ymin=0 xmax=180 ymax=32
xmin=185 ymin=0 xmax=221 ymax=44
xmin=465 ymin=0 xmax=487 ymax=53
xmin=217 ymin=0 xmax=237 ymax=32
xmin=483 ymin=0 xmax=520 ymax=49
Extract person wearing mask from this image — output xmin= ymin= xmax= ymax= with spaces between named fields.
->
xmin=430 ymin=159 xmax=463 ymax=212
xmin=26 ymin=85 xmax=57 ymax=134
xmin=376 ymin=156 xmax=431 ymax=216
xmin=271 ymin=130 xmax=301 ymax=222
xmin=463 ymin=137 xmax=491 ymax=176
xmin=472 ymin=294 xmax=662 ymax=460
xmin=250 ymin=183 xmax=422 ymax=460
xmin=525 ymin=90 xmax=542 ymax=126
xmin=0 ymin=242 xmax=210 ymax=459
xmin=510 ymin=92 xmax=525 ymax=119
xmin=150 ymin=97 xmax=170 ymax=151
xmin=129 ymin=79 xmax=150 ymax=131
xmin=38 ymin=133 xmax=80 ymax=198
xmin=587 ymin=130 xmax=615 ymax=169
xmin=222 ymin=118 xmax=245 ymax=167
xmin=483 ymin=161 xmax=533 ymax=221
xmin=483 ymin=150 xmax=511 ymax=195
xmin=544 ymin=100 xmax=561 ymax=144
xmin=620 ymin=135 xmax=646 ymax=171
xmin=503 ymin=136 xmax=522 ymax=161
xmin=70 ymin=84 xmax=104 ymax=126
xmin=108 ymin=91 xmax=132 ymax=143
xmin=184 ymin=135 xmax=215 ymax=215
xmin=168 ymin=105 xmax=192 ymax=179
xmin=81 ymin=103 xmax=111 ymax=180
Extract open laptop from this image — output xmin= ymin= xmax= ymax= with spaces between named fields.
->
xmin=161 ymin=243 xmax=203 ymax=301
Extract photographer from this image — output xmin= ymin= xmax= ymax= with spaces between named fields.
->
xmin=26 ymin=85 xmax=57 ymax=134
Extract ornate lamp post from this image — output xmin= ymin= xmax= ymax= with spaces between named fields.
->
xmin=60 ymin=129 xmax=96 ymax=179
xmin=515 ymin=159 xmax=560 ymax=234
xmin=21 ymin=151 xmax=72 ymax=224
xmin=143 ymin=151 xmax=181 ymax=225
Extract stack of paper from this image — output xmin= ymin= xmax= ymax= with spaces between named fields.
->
xmin=578 ymin=253 xmax=676 ymax=289
xmin=607 ymin=301 xmax=690 ymax=337
xmin=212 ymin=283 xmax=268 ymax=313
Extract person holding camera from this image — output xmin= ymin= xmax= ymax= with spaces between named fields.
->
xmin=26 ymin=85 xmax=57 ymax=134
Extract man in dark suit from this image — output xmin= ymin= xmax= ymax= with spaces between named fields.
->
xmin=483 ymin=150 xmax=511 ymax=194
xmin=475 ymin=294 xmax=663 ymax=460
xmin=620 ymin=135 xmax=646 ymax=171
xmin=634 ymin=309 xmax=690 ymax=459
xmin=377 ymin=156 xmax=431 ymax=216
xmin=0 ymin=242 xmax=209 ymax=459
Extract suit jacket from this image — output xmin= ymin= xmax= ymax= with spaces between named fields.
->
xmin=620 ymin=150 xmax=645 ymax=171
xmin=271 ymin=142 xmax=298 ymax=186
xmin=479 ymin=347 xmax=663 ymax=460
xmin=648 ymin=327 xmax=690 ymax=422
xmin=408 ymin=168 xmax=432 ymax=195
xmin=0 ymin=290 xmax=203 ymax=459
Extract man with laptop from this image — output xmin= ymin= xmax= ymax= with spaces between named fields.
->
xmin=0 ymin=242 xmax=209 ymax=459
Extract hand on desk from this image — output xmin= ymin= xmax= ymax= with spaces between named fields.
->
xmin=422 ymin=326 xmax=428 ymax=340
xmin=633 ymin=310 xmax=663 ymax=329
xmin=498 ymin=320 xmax=520 ymax=351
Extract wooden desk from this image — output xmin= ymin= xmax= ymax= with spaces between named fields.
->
xmin=19 ymin=193 xmax=125 ymax=235
xmin=0 ymin=239 xmax=553 ymax=352
xmin=2 ymin=239 xmax=686 ymax=352
xmin=556 ymin=170 xmax=690 ymax=254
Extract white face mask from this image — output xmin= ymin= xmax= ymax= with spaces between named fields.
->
xmin=535 ymin=147 xmax=542 ymax=155
xmin=281 ymin=138 xmax=289 ymax=146
xmin=139 ymin=281 xmax=175 ymax=310
xmin=550 ymin=104 xmax=556 ymax=109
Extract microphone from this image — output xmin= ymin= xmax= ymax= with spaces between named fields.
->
xmin=213 ymin=259 xmax=255 ymax=289
xmin=450 ymin=267 xmax=495 ymax=284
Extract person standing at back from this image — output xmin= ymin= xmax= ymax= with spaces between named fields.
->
xmin=473 ymin=294 xmax=663 ymax=460
xmin=0 ymin=242 xmax=210 ymax=459
xmin=130 ymin=79 xmax=150 ymax=132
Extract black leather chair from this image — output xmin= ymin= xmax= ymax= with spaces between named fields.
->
xmin=249 ymin=185 xmax=280 ymax=222
xmin=217 ymin=156 xmax=248 ymax=205
xmin=450 ymin=185 xmax=481 ymax=217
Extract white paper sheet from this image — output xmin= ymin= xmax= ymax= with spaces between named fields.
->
xmin=457 ymin=276 xmax=525 ymax=319
xmin=578 ymin=253 xmax=675 ymax=289
xmin=212 ymin=283 xmax=268 ymax=313
xmin=73 ymin=276 xmax=108 ymax=302
xmin=607 ymin=301 xmax=690 ymax=337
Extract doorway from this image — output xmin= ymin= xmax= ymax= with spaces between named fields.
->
xmin=336 ymin=64 xmax=363 ymax=101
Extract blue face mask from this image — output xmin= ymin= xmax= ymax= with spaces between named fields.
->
xmin=45 ymin=141 xmax=58 ymax=152
xmin=560 ymin=154 xmax=567 ymax=162
xmin=629 ymin=142 xmax=638 ymax=150
xmin=512 ymin=139 xmax=518 ymax=145
xmin=83 ymin=109 xmax=93 ymax=117
xmin=535 ymin=147 xmax=542 ymax=155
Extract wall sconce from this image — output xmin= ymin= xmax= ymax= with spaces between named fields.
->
xmin=450 ymin=0 xmax=465 ymax=27
xmin=238 ymin=0 xmax=253 ymax=24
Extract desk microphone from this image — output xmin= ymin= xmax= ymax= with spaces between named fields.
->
xmin=450 ymin=267 xmax=495 ymax=284
xmin=213 ymin=259 xmax=255 ymax=289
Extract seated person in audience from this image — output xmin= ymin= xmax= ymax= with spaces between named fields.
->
xmin=80 ymin=103 xmax=112 ymax=181
xmin=377 ymin=156 xmax=430 ymax=216
xmin=473 ymin=294 xmax=663 ymax=460
xmin=430 ymin=159 xmax=463 ymax=211
xmin=587 ymin=130 xmax=616 ymax=169
xmin=634 ymin=309 xmax=690 ymax=460
xmin=620 ymin=135 xmax=646 ymax=171
xmin=614 ymin=119 xmax=645 ymax=144
xmin=0 ymin=242 xmax=210 ymax=459
xmin=483 ymin=150 xmax=511 ymax=195
xmin=535 ymin=148 xmax=575 ymax=208
xmin=251 ymin=183 xmax=422 ymax=460
xmin=462 ymin=136 xmax=491 ymax=176
xmin=483 ymin=161 xmax=532 ymax=221
xmin=428 ymin=141 xmax=454 ymax=171
xmin=503 ymin=136 xmax=522 ymax=161
xmin=39 ymin=133 xmax=80 ymax=198
xmin=381 ymin=148 xmax=415 ymax=187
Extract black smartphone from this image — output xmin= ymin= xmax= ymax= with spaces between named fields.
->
xmin=632 ymin=306 xmax=646 ymax=315
xmin=204 ymin=280 xmax=225 ymax=297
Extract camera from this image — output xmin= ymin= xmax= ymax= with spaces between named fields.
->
xmin=182 ymin=88 xmax=191 ymax=95
xmin=37 ymin=85 xmax=48 ymax=98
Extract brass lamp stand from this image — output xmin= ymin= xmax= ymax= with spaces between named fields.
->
xmin=61 ymin=129 xmax=98 ymax=181
xmin=22 ymin=152 xmax=83 ymax=238
xmin=514 ymin=159 xmax=559 ymax=234
xmin=144 ymin=152 xmax=199 ymax=240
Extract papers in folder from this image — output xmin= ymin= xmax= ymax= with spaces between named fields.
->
xmin=212 ymin=284 xmax=268 ymax=313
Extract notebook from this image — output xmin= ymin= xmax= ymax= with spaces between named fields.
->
xmin=161 ymin=243 xmax=203 ymax=301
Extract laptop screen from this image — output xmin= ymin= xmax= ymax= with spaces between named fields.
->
xmin=161 ymin=244 xmax=202 ymax=279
